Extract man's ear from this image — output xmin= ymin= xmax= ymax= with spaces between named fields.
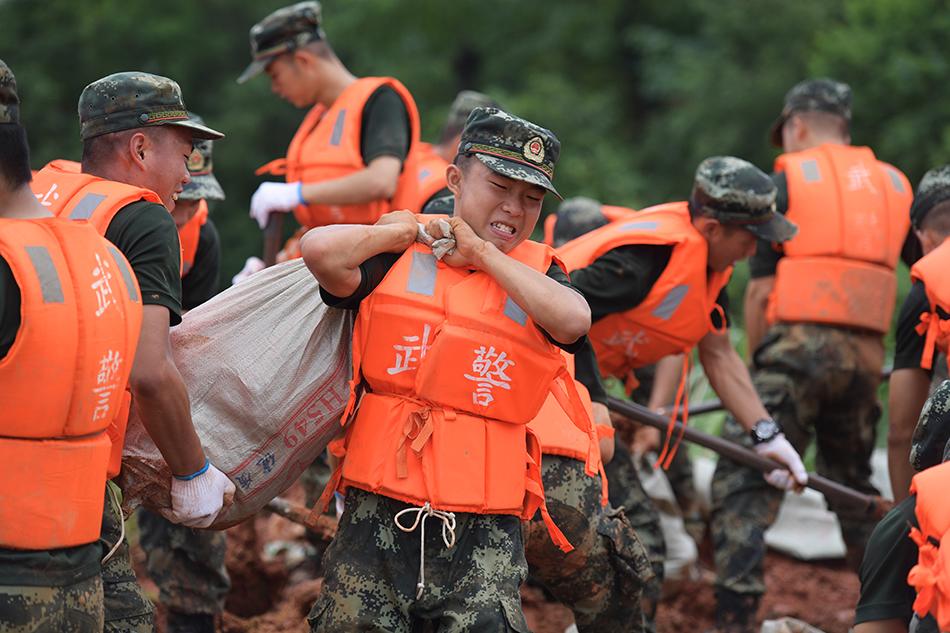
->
xmin=127 ymin=131 xmax=148 ymax=170
xmin=692 ymin=215 xmax=719 ymax=241
xmin=446 ymin=163 xmax=463 ymax=197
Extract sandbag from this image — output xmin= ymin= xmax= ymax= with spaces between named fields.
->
xmin=117 ymin=259 xmax=353 ymax=528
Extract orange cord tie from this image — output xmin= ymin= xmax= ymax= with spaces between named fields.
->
xmin=654 ymin=354 xmax=691 ymax=471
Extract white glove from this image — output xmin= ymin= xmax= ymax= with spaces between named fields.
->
xmin=168 ymin=462 xmax=236 ymax=528
xmin=250 ymin=181 xmax=303 ymax=229
xmin=753 ymin=433 xmax=808 ymax=491
xmin=232 ymin=256 xmax=265 ymax=285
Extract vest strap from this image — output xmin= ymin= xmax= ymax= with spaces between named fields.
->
xmin=655 ymin=353 xmax=691 ymax=471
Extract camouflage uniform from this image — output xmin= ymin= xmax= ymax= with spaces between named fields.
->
xmin=523 ymin=456 xmax=652 ymax=633
xmin=0 ymin=58 xmax=104 ymax=633
xmin=101 ymin=485 xmax=155 ymax=632
xmin=714 ymin=80 xmax=883 ymax=632
xmin=711 ymin=326 xmax=882 ymax=611
xmin=135 ymin=115 xmax=230 ymax=633
xmin=309 ymin=489 xmax=531 ymax=632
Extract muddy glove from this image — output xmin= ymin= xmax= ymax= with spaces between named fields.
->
xmin=250 ymin=181 xmax=303 ymax=229
xmin=417 ymin=219 xmax=457 ymax=260
xmin=169 ymin=460 xmax=236 ymax=528
xmin=232 ymin=256 xmax=265 ymax=285
xmin=753 ymin=433 xmax=808 ymax=491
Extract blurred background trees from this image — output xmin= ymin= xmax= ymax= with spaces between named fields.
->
xmin=2 ymin=0 xmax=946 ymax=295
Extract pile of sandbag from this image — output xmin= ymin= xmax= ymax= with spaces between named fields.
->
xmin=118 ymin=259 xmax=353 ymax=528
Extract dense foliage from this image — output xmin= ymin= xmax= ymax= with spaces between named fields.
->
xmin=3 ymin=0 xmax=946 ymax=288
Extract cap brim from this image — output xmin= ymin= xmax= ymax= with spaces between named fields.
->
xmin=474 ymin=154 xmax=561 ymax=199
xmin=168 ymin=119 xmax=224 ymax=141
xmin=768 ymin=113 xmax=786 ymax=148
xmin=181 ymin=173 xmax=225 ymax=201
xmin=743 ymin=211 xmax=798 ymax=243
xmin=237 ymin=58 xmax=270 ymax=85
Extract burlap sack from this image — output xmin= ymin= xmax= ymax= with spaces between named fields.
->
xmin=118 ymin=259 xmax=353 ymax=528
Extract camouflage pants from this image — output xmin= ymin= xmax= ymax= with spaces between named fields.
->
xmin=0 ymin=572 xmax=103 ymax=632
xmin=711 ymin=324 xmax=882 ymax=598
xmin=308 ymin=488 xmax=530 ymax=632
xmin=603 ymin=443 xmax=665 ymax=632
xmin=523 ymin=455 xmax=651 ymax=633
xmin=137 ymin=509 xmax=230 ymax=616
xmin=101 ymin=484 xmax=155 ymax=633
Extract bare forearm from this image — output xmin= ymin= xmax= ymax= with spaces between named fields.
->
xmin=301 ymin=156 xmax=401 ymax=208
xmin=647 ymin=354 xmax=685 ymax=410
xmin=301 ymin=222 xmax=415 ymax=296
xmin=744 ymin=276 xmax=774 ymax=361
xmin=888 ymin=369 xmax=931 ymax=502
xmin=132 ymin=360 xmax=205 ymax=476
xmin=477 ymin=244 xmax=590 ymax=344
xmin=699 ymin=333 xmax=768 ymax=430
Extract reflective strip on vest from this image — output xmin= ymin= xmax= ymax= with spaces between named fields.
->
xmin=652 ymin=284 xmax=689 ymax=320
xmin=406 ymin=252 xmax=437 ymax=296
xmin=24 ymin=246 xmax=65 ymax=304
xmin=418 ymin=168 xmax=431 ymax=182
xmin=801 ymin=160 xmax=821 ymax=183
xmin=886 ymin=167 xmax=905 ymax=193
xmin=330 ymin=110 xmax=347 ymax=147
xmin=503 ymin=297 xmax=528 ymax=326
xmin=69 ymin=193 xmax=107 ymax=220
xmin=620 ymin=221 xmax=659 ymax=231
xmin=108 ymin=246 xmax=139 ymax=302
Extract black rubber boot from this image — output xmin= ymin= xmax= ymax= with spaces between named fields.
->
xmin=714 ymin=588 xmax=760 ymax=633
xmin=166 ymin=610 xmax=216 ymax=633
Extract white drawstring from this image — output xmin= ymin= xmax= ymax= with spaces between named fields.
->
xmin=101 ymin=483 xmax=125 ymax=565
xmin=394 ymin=502 xmax=457 ymax=599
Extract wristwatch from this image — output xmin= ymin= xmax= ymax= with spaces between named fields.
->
xmin=749 ymin=418 xmax=782 ymax=445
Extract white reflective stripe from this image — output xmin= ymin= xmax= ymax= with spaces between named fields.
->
xmin=69 ymin=193 xmax=107 ymax=220
xmin=329 ymin=109 xmax=347 ymax=147
xmin=24 ymin=246 xmax=65 ymax=304
xmin=503 ymin=296 xmax=527 ymax=326
xmin=418 ymin=168 xmax=431 ymax=182
xmin=886 ymin=167 xmax=905 ymax=193
xmin=108 ymin=246 xmax=139 ymax=302
xmin=406 ymin=251 xmax=437 ymax=296
xmin=800 ymin=160 xmax=821 ymax=183
xmin=619 ymin=221 xmax=659 ymax=231
xmin=651 ymin=284 xmax=689 ymax=321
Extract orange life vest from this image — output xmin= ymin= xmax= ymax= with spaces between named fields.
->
xmin=542 ymin=205 xmax=635 ymax=246
xmin=322 ymin=229 xmax=592 ymax=551
xmin=256 ymin=77 xmax=422 ymax=227
xmin=31 ymin=159 xmax=165 ymax=473
xmin=527 ymin=352 xmax=608 ymax=505
xmin=0 ymin=218 xmax=142 ymax=549
xmin=910 ymin=237 xmax=950 ymax=373
xmin=179 ymin=200 xmax=209 ymax=277
xmin=768 ymin=144 xmax=911 ymax=333
xmin=558 ymin=202 xmax=732 ymax=376
xmin=908 ymin=461 xmax=950 ymax=631
xmin=413 ymin=142 xmax=449 ymax=212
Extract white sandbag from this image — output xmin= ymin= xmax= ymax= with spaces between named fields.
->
xmin=637 ymin=458 xmax=699 ymax=580
xmin=117 ymin=259 xmax=353 ymax=528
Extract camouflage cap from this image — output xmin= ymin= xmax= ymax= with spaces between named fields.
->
xmin=910 ymin=380 xmax=950 ymax=472
xmin=690 ymin=156 xmax=797 ymax=243
xmin=553 ymin=196 xmax=609 ymax=246
xmin=442 ymin=90 xmax=501 ymax=140
xmin=910 ymin=165 xmax=950 ymax=228
xmin=769 ymin=78 xmax=852 ymax=147
xmin=0 ymin=59 xmax=19 ymax=125
xmin=180 ymin=113 xmax=225 ymax=202
xmin=79 ymin=72 xmax=224 ymax=141
xmin=238 ymin=1 xmax=324 ymax=84
xmin=458 ymin=107 xmax=561 ymax=198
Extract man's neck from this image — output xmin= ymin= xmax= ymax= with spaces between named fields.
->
xmin=0 ymin=183 xmax=54 ymax=219
xmin=318 ymin=65 xmax=358 ymax=107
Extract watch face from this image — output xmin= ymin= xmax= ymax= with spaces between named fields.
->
xmin=754 ymin=419 xmax=780 ymax=441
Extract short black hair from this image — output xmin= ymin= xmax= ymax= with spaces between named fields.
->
xmin=81 ymin=129 xmax=138 ymax=172
xmin=921 ymin=200 xmax=950 ymax=237
xmin=453 ymin=152 xmax=478 ymax=171
xmin=0 ymin=123 xmax=32 ymax=189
